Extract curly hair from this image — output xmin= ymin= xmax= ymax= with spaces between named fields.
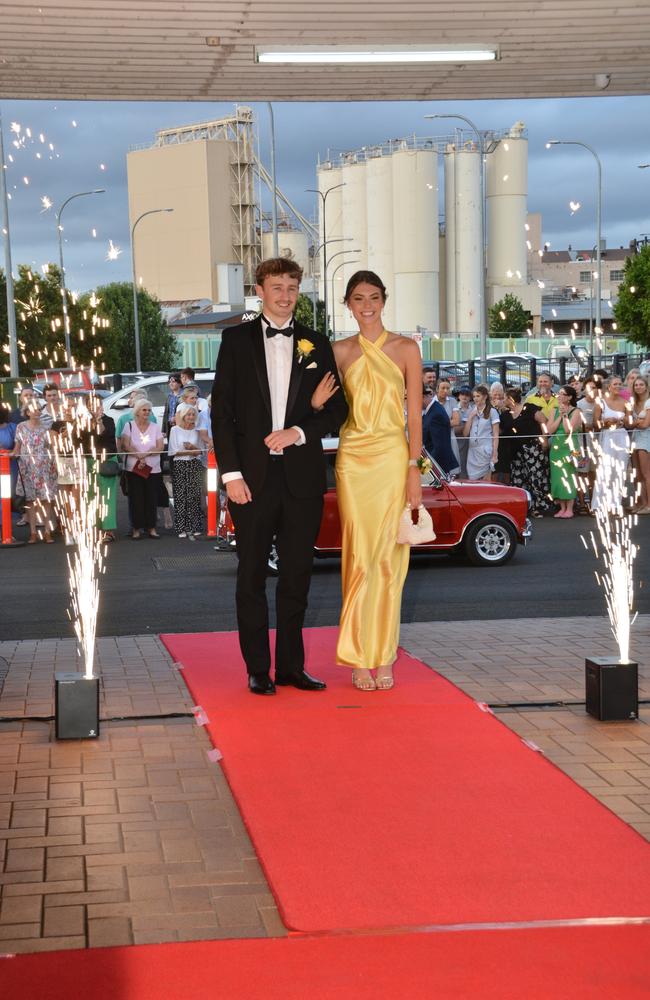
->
xmin=255 ymin=257 xmax=303 ymax=285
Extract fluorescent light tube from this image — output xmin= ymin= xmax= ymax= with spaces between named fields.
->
xmin=256 ymin=46 xmax=497 ymax=65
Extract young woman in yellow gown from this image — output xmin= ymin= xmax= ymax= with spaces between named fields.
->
xmin=314 ymin=271 xmax=423 ymax=691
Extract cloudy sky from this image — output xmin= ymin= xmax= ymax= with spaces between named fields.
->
xmin=1 ymin=94 xmax=650 ymax=294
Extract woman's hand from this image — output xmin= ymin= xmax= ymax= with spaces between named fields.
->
xmin=311 ymin=372 xmax=339 ymax=411
xmin=407 ymin=466 xmax=422 ymax=510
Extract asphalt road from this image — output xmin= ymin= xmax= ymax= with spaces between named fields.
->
xmin=2 ymin=504 xmax=649 ymax=641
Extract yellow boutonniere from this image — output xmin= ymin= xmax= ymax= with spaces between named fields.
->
xmin=417 ymin=455 xmax=433 ymax=475
xmin=296 ymin=338 xmax=315 ymax=364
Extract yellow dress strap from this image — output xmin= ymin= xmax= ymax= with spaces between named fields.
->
xmin=359 ymin=330 xmax=388 ymax=353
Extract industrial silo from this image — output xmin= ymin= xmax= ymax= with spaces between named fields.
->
xmin=339 ymin=158 xmax=368 ymax=335
xmin=365 ymin=151 xmax=395 ymax=330
xmin=486 ymin=122 xmax=528 ymax=289
xmin=261 ymin=227 xmax=309 ymax=274
xmin=445 ymin=144 xmax=482 ymax=335
xmin=443 ymin=145 xmax=457 ymax=333
xmin=391 ymin=147 xmax=439 ymax=334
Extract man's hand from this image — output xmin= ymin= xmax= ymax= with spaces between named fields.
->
xmin=226 ymin=478 xmax=252 ymax=504
xmin=264 ymin=428 xmax=301 ymax=452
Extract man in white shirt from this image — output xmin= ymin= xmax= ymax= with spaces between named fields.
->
xmin=212 ymin=258 xmax=348 ymax=695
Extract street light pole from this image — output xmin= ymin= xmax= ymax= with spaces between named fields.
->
xmin=308 ymin=236 xmax=352 ymax=334
xmin=306 ymin=183 xmax=345 ymax=337
xmin=426 ymin=112 xmax=487 ymax=380
xmin=266 ymin=103 xmax=279 ymax=256
xmin=0 ymin=108 xmax=19 ymax=377
xmin=326 ymin=249 xmax=361 ymax=337
xmin=589 ymin=244 xmax=597 ymax=358
xmin=589 ymin=265 xmax=594 ymax=356
xmin=130 ymin=208 xmax=174 ymax=372
xmin=547 ymin=139 xmax=603 ymax=337
xmin=330 ymin=259 xmax=356 ymax=338
xmin=55 ymin=188 xmax=105 ymax=365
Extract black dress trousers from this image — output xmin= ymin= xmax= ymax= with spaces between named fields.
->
xmin=127 ymin=470 xmax=159 ymax=530
xmin=228 ymin=459 xmax=323 ymax=678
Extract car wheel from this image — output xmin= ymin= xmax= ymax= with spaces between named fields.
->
xmin=464 ymin=516 xmax=517 ymax=567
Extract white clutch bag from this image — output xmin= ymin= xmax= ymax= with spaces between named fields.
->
xmin=397 ymin=505 xmax=436 ymax=545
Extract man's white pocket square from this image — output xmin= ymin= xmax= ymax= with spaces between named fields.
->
xmin=306 ymin=361 xmax=318 ymax=369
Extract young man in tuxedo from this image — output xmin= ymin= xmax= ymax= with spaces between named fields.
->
xmin=211 ymin=258 xmax=348 ymax=694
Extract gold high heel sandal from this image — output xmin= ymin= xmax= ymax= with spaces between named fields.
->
xmin=352 ymin=669 xmax=376 ymax=692
xmin=375 ymin=666 xmax=394 ymax=691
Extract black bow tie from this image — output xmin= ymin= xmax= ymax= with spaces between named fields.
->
xmin=264 ymin=318 xmax=293 ymax=339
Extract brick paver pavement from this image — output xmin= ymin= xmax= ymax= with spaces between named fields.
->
xmin=0 ymin=638 xmax=284 ymax=954
xmin=0 ymin=617 xmax=648 ymax=954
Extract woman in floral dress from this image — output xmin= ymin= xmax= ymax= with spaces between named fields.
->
xmin=13 ymin=401 xmax=58 ymax=542
xmin=505 ymin=388 xmax=552 ymax=517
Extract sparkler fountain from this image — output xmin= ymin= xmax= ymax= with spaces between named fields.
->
xmin=583 ymin=435 xmax=639 ymax=722
xmin=53 ymin=397 xmax=106 ymax=739
xmin=2 ymin=114 xmax=124 ymax=736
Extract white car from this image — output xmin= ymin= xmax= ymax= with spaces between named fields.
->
xmin=102 ymin=372 xmax=215 ymax=426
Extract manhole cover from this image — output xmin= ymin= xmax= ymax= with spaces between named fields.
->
xmin=151 ymin=555 xmax=222 ymax=572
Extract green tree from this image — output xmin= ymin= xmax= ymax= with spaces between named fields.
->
xmin=0 ymin=263 xmax=89 ymax=376
xmin=77 ymin=282 xmax=179 ymax=373
xmin=294 ymin=293 xmax=327 ymax=337
xmin=613 ymin=245 xmax=650 ymax=348
xmin=488 ymin=293 xmax=531 ymax=334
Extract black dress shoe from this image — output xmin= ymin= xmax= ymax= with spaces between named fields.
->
xmin=275 ymin=670 xmax=326 ymax=691
xmin=248 ymin=675 xmax=276 ymax=696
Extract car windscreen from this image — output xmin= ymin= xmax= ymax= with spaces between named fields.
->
xmin=195 ymin=375 xmax=215 ymax=396
xmin=142 ymin=382 xmax=169 ymax=407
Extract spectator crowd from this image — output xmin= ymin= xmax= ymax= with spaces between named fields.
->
xmin=421 ymin=364 xmax=650 ymax=519
xmin=0 ymin=368 xmax=215 ymax=544
xmin=1 ymin=360 xmax=649 ymax=544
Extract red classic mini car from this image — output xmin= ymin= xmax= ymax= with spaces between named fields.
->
xmin=217 ymin=439 xmax=532 ymax=568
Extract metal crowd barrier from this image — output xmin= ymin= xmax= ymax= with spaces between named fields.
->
xmin=0 ymin=447 xmax=221 ymax=545
xmin=0 ymin=449 xmax=24 ymax=547
xmin=206 ymin=450 xmax=217 ymax=538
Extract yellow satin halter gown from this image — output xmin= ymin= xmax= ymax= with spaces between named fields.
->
xmin=335 ymin=331 xmax=410 ymax=671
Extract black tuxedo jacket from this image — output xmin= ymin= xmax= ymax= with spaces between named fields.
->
xmin=211 ymin=317 xmax=348 ymax=498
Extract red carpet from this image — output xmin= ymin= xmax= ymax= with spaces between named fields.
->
xmin=160 ymin=629 xmax=650 ymax=934
xmin=6 ymin=925 xmax=650 ymax=999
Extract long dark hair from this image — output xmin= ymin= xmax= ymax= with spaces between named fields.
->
xmin=561 ymin=384 xmax=578 ymax=407
xmin=473 ymin=383 xmax=494 ymax=420
xmin=343 ymin=270 xmax=388 ymax=304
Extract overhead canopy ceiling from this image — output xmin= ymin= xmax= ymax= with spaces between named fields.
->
xmin=1 ymin=0 xmax=650 ymax=103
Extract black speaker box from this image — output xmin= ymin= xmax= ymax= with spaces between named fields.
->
xmin=585 ymin=657 xmax=638 ymax=722
xmin=55 ymin=673 xmax=100 ymax=739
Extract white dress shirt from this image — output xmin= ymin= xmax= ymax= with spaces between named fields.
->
xmin=221 ymin=317 xmax=305 ymax=484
